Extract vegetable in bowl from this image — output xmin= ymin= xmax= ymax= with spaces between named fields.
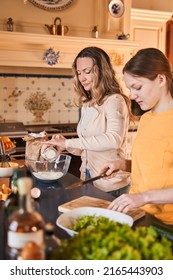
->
xmin=52 ymin=219 xmax=173 ymax=260
xmin=71 ymin=215 xmax=112 ymax=231
xmin=56 ymin=207 xmax=133 ymax=236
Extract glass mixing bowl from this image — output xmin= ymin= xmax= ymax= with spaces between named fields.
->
xmin=25 ymin=154 xmax=71 ymax=182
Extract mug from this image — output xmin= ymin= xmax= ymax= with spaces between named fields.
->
xmin=57 ymin=25 xmax=69 ymax=36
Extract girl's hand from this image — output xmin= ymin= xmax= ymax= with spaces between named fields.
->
xmin=108 ymin=193 xmax=145 ymax=213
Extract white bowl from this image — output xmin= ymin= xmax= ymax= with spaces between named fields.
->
xmin=25 ymin=154 xmax=71 ymax=182
xmin=0 ymin=162 xmax=19 ymax=177
xmin=56 ymin=207 xmax=133 ymax=236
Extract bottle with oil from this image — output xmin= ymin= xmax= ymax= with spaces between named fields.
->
xmin=6 ymin=177 xmax=45 ymax=260
xmin=4 ymin=166 xmax=30 ymax=218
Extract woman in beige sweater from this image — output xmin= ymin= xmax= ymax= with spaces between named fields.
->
xmin=42 ymin=46 xmax=134 ymax=194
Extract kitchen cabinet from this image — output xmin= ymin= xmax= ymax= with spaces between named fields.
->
xmin=166 ymin=17 xmax=173 ymax=68
xmin=68 ymin=154 xmax=81 ymax=178
xmin=0 ymin=31 xmax=139 ymax=98
xmin=131 ymin=8 xmax=172 ymax=52
xmin=0 ymin=31 xmax=138 ymax=74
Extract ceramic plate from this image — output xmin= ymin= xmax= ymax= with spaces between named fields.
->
xmin=108 ymin=0 xmax=125 ymax=18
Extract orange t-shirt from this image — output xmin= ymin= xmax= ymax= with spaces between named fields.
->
xmin=130 ymin=109 xmax=173 ymax=224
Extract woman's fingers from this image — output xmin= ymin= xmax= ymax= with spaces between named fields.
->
xmin=40 ymin=143 xmax=49 ymax=154
xmin=41 ymin=134 xmax=66 ymax=155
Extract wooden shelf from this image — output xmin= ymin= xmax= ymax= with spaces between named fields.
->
xmin=0 ymin=31 xmax=139 ymax=72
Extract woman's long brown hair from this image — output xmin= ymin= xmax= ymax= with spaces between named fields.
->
xmin=72 ymin=46 xmax=135 ymax=121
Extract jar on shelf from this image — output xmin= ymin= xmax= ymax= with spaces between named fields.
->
xmin=6 ymin=18 xmax=14 ymax=32
xmin=92 ymin=26 xmax=99 ymax=38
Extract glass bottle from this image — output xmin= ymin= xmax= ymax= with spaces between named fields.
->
xmin=4 ymin=166 xmax=30 ymax=219
xmin=6 ymin=177 xmax=45 ymax=260
xmin=6 ymin=18 xmax=14 ymax=32
xmin=92 ymin=26 xmax=99 ymax=38
xmin=44 ymin=223 xmax=60 ymax=260
xmin=0 ymin=138 xmax=10 ymax=167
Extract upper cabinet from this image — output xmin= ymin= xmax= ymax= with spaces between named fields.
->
xmin=0 ymin=31 xmax=138 ymax=73
xmin=0 ymin=0 xmax=136 ymax=76
xmin=131 ymin=8 xmax=172 ymax=53
xmin=166 ymin=17 xmax=173 ymax=68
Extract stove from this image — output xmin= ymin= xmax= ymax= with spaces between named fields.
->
xmin=0 ymin=122 xmax=28 ymax=136
xmin=26 ymin=126 xmax=61 ymax=134
xmin=52 ymin=125 xmax=77 ymax=133
xmin=25 ymin=124 xmax=77 ymax=134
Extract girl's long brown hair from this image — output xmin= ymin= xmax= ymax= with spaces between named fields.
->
xmin=123 ymin=48 xmax=173 ymax=98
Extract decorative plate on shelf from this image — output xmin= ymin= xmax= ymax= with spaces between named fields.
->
xmin=108 ymin=0 xmax=125 ymax=18
xmin=43 ymin=48 xmax=60 ymax=65
xmin=28 ymin=0 xmax=74 ymax=11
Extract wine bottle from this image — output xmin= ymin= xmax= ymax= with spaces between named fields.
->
xmin=6 ymin=177 xmax=45 ymax=260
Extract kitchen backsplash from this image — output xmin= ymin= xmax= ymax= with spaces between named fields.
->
xmin=0 ymin=74 xmax=79 ymax=125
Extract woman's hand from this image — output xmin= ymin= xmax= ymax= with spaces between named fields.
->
xmin=99 ymin=159 xmax=131 ymax=179
xmin=41 ymin=134 xmax=66 ymax=155
xmin=99 ymin=160 xmax=124 ymax=178
xmin=108 ymin=193 xmax=146 ymax=213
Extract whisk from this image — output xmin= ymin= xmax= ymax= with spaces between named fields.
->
xmin=0 ymin=138 xmax=10 ymax=167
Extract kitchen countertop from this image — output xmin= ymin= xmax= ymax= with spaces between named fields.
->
xmin=1 ymin=163 xmax=173 ymax=259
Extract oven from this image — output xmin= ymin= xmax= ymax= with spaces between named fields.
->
xmin=0 ymin=122 xmax=28 ymax=159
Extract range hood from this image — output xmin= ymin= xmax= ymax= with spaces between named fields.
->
xmin=0 ymin=31 xmax=139 ymax=74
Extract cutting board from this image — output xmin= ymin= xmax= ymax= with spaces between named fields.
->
xmin=58 ymin=196 xmax=145 ymax=222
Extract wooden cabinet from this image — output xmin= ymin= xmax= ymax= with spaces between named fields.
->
xmin=166 ymin=18 xmax=173 ymax=68
xmin=0 ymin=31 xmax=138 ymax=98
xmin=131 ymin=9 xmax=172 ymax=53
xmin=0 ymin=31 xmax=138 ymax=72
xmin=68 ymin=154 xmax=81 ymax=178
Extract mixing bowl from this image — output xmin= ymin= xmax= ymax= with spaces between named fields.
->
xmin=25 ymin=154 xmax=71 ymax=182
xmin=0 ymin=162 xmax=19 ymax=177
xmin=56 ymin=207 xmax=133 ymax=236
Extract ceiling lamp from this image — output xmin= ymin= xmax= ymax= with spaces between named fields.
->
xmin=108 ymin=0 xmax=125 ymax=18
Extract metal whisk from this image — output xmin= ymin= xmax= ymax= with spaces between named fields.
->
xmin=0 ymin=138 xmax=10 ymax=167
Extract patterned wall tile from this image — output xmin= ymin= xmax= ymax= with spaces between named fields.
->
xmin=0 ymin=74 xmax=79 ymax=124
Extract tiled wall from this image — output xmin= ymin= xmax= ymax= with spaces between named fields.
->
xmin=0 ymin=74 xmax=79 ymax=125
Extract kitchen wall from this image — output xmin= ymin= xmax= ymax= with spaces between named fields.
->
xmin=0 ymin=74 xmax=79 ymax=124
xmin=1 ymin=0 xmax=172 ymax=125
xmin=0 ymin=0 xmax=131 ymax=38
xmin=0 ymin=0 xmax=131 ymax=124
xmin=132 ymin=0 xmax=173 ymax=11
